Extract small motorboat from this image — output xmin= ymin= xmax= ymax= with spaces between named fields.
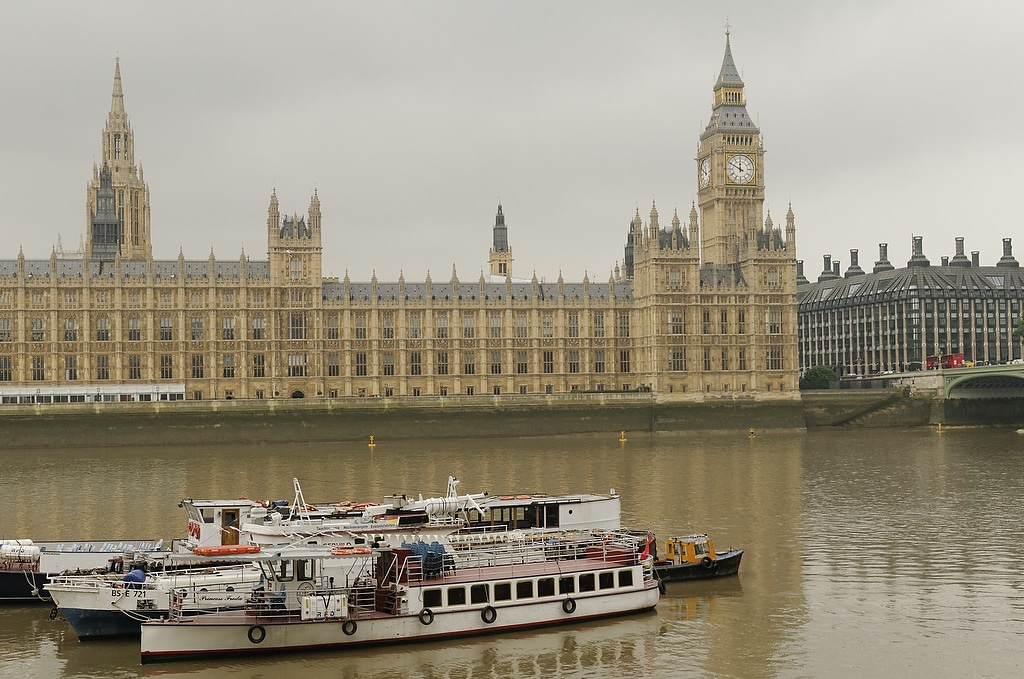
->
xmin=653 ymin=534 xmax=742 ymax=582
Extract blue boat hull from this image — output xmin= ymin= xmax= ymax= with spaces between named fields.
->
xmin=61 ymin=606 xmax=161 ymax=638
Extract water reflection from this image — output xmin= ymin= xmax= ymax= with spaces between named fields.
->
xmin=2 ymin=428 xmax=1024 ymax=677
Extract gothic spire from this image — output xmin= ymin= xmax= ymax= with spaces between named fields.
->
xmin=714 ymin=30 xmax=744 ymax=90
xmin=111 ymin=56 xmax=125 ymax=116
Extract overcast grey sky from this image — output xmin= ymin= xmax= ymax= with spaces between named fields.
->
xmin=3 ymin=1 xmax=1021 ymax=282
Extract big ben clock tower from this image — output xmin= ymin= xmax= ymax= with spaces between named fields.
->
xmin=696 ymin=28 xmax=765 ymax=269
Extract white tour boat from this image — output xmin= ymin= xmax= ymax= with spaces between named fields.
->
xmin=140 ymin=530 xmax=660 ymax=663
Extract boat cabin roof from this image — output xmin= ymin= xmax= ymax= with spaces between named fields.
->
xmin=477 ymin=492 xmax=614 ymax=508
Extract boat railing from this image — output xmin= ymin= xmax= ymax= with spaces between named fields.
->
xmin=402 ymin=529 xmax=647 ymax=580
xmin=164 ymin=581 xmax=407 ymax=623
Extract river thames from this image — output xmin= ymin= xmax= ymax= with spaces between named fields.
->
xmin=2 ymin=426 xmax=1023 ymax=678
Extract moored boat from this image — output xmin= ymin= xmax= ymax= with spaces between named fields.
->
xmin=46 ymin=562 xmax=261 ymax=638
xmin=140 ymin=530 xmax=660 ymax=663
xmin=1 ymin=538 xmax=169 ymax=602
xmin=652 ymin=533 xmax=743 ymax=582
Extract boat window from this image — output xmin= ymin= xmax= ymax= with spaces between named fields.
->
xmin=537 ymin=577 xmax=555 ymax=597
xmin=423 ymin=588 xmax=442 ymax=608
xmin=599 ymin=571 xmax=615 ymax=590
xmin=618 ymin=569 xmax=634 ymax=587
xmin=447 ymin=587 xmax=467 ymax=606
xmin=579 ymin=573 xmax=596 ymax=592
xmin=558 ymin=576 xmax=575 ymax=595
xmin=200 ymin=508 xmax=216 ymax=524
xmin=470 ymin=584 xmax=489 ymax=604
xmin=296 ymin=559 xmax=313 ymax=581
xmin=494 ymin=582 xmax=512 ymax=601
xmin=694 ymin=541 xmax=710 ymax=557
xmin=516 ymin=580 xmax=534 ymax=599
xmin=276 ymin=560 xmax=293 ymax=582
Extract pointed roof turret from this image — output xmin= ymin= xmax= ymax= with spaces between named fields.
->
xmin=714 ymin=29 xmax=744 ymax=90
xmin=702 ymin=28 xmax=758 ymax=141
xmin=111 ymin=56 xmax=126 ymax=116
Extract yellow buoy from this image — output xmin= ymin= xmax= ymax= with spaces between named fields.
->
xmin=619 ymin=430 xmax=627 ymax=443
xmin=368 ymin=435 xmax=376 ymax=448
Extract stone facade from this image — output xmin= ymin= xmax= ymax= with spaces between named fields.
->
xmin=0 ymin=36 xmax=799 ymax=402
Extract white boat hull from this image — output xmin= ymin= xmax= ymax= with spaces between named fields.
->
xmin=48 ymin=565 xmax=261 ymax=638
xmin=141 ymin=584 xmax=659 ymax=662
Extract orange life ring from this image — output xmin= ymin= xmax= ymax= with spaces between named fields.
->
xmin=331 ymin=548 xmax=355 ymax=556
xmin=499 ymin=496 xmax=514 ymax=501
xmin=516 ymin=495 xmax=531 ymax=500
xmin=353 ymin=547 xmax=372 ymax=554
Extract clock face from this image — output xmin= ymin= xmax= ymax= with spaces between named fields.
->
xmin=699 ymin=158 xmax=711 ymax=188
xmin=727 ymin=155 xmax=755 ymax=184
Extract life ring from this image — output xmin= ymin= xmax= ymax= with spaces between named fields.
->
xmin=247 ymin=625 xmax=266 ymax=644
xmin=562 ymin=598 xmax=577 ymax=614
xmin=331 ymin=548 xmax=355 ymax=556
xmin=499 ymin=496 xmax=514 ymax=501
xmin=701 ymin=556 xmax=714 ymax=569
xmin=419 ymin=608 xmax=434 ymax=625
xmin=481 ymin=605 xmax=497 ymax=624
xmin=353 ymin=547 xmax=372 ymax=555
xmin=342 ymin=619 xmax=357 ymax=636
xmin=516 ymin=495 xmax=531 ymax=500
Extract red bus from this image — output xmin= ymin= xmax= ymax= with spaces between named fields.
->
xmin=926 ymin=353 xmax=965 ymax=370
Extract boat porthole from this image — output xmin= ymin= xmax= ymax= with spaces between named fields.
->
xmin=562 ymin=598 xmax=577 ymax=614
xmin=247 ymin=625 xmax=266 ymax=644
xmin=701 ymin=557 xmax=714 ymax=569
xmin=342 ymin=620 xmax=357 ymax=636
xmin=481 ymin=605 xmax=497 ymax=624
xmin=419 ymin=608 xmax=434 ymax=625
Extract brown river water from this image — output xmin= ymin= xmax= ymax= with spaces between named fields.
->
xmin=1 ymin=426 xmax=1023 ymax=678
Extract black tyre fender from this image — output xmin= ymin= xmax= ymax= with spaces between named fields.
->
xmin=481 ymin=605 xmax=497 ymax=624
xmin=658 ymin=579 xmax=667 ymax=595
xmin=419 ymin=607 xmax=434 ymax=625
xmin=701 ymin=556 xmax=714 ymax=569
xmin=247 ymin=625 xmax=266 ymax=644
xmin=342 ymin=619 xmax=357 ymax=636
xmin=562 ymin=598 xmax=577 ymax=614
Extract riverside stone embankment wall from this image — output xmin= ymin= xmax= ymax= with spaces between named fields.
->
xmin=0 ymin=393 xmax=804 ymax=449
xmin=2 ymin=390 xmax=1018 ymax=450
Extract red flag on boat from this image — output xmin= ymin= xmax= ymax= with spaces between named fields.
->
xmin=640 ymin=531 xmax=653 ymax=559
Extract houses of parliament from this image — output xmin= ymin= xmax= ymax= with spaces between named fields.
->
xmin=0 ymin=36 xmax=798 ymax=404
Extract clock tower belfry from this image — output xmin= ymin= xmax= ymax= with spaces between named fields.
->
xmin=696 ymin=29 xmax=764 ymax=270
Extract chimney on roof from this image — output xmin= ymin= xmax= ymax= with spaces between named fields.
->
xmin=845 ymin=249 xmax=865 ymax=277
xmin=833 ymin=261 xmax=840 ymax=277
xmin=997 ymin=238 xmax=1020 ymax=268
xmin=818 ymin=254 xmax=840 ymax=282
xmin=796 ymin=260 xmax=809 ymax=285
xmin=972 ymin=251 xmax=980 ymax=267
xmin=950 ymin=236 xmax=971 ymax=267
xmin=941 ymin=256 xmax=948 ymax=266
xmin=873 ymin=242 xmax=894 ymax=273
xmin=908 ymin=236 xmax=931 ymax=267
